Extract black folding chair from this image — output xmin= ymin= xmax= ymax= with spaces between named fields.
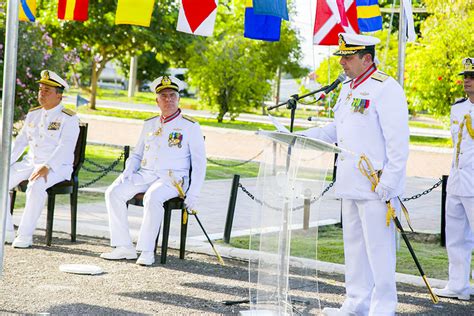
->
xmin=10 ymin=122 xmax=88 ymax=246
xmin=124 ymin=146 xmax=189 ymax=264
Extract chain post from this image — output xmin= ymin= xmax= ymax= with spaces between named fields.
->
xmin=124 ymin=145 xmax=130 ymax=170
xmin=440 ymin=175 xmax=448 ymax=247
xmin=223 ymin=174 xmax=241 ymax=243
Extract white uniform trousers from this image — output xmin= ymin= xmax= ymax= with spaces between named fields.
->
xmin=6 ymin=163 xmax=66 ymax=237
xmin=340 ymin=199 xmax=398 ymax=316
xmin=445 ymin=194 xmax=474 ymax=296
xmin=105 ymin=177 xmax=179 ymax=251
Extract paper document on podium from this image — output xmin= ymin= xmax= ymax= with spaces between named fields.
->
xmin=267 ymin=114 xmax=290 ymax=133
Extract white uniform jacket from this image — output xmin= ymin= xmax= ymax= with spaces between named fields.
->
xmin=301 ymin=70 xmax=410 ymax=200
xmin=447 ymin=98 xmax=474 ymax=197
xmin=124 ymin=113 xmax=207 ymax=198
xmin=11 ymin=104 xmax=80 ymax=180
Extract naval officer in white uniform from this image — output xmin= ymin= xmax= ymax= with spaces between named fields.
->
xmin=101 ymin=75 xmax=206 ymax=266
xmin=6 ymin=70 xmax=79 ymax=248
xmin=433 ymin=58 xmax=474 ymax=301
xmin=300 ymin=33 xmax=409 ymax=316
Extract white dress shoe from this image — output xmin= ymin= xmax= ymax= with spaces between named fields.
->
xmin=100 ymin=246 xmax=137 ymax=260
xmin=12 ymin=236 xmax=33 ymax=248
xmin=136 ymin=251 xmax=155 ymax=266
xmin=433 ymin=287 xmax=470 ymax=301
xmin=5 ymin=230 xmax=15 ymax=244
xmin=322 ymin=307 xmax=356 ymax=316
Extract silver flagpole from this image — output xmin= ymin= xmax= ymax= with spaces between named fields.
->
xmin=0 ymin=0 xmax=20 ymax=274
xmin=397 ymin=0 xmax=407 ymax=87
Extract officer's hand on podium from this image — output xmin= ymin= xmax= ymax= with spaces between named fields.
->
xmin=184 ymin=195 xmax=197 ymax=211
xmin=29 ymin=165 xmax=50 ymax=182
xmin=375 ymin=183 xmax=395 ymax=202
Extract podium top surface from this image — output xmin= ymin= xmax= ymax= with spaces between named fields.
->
xmin=257 ymin=130 xmax=342 ymax=153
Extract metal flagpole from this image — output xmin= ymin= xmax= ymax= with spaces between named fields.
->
xmin=0 ymin=0 xmax=20 ymax=274
xmin=397 ymin=0 xmax=407 ymax=86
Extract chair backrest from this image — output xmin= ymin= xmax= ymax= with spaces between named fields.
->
xmin=72 ymin=123 xmax=88 ymax=178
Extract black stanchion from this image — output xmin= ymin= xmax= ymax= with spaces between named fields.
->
xmin=440 ymin=175 xmax=449 ymax=247
xmin=223 ymin=174 xmax=241 ymax=244
xmin=123 ymin=145 xmax=130 ymax=170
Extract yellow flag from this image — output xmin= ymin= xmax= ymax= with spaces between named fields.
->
xmin=115 ymin=0 xmax=155 ymax=27
xmin=19 ymin=0 xmax=36 ymax=22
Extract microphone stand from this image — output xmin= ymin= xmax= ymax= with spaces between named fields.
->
xmin=267 ymin=85 xmax=329 ymax=132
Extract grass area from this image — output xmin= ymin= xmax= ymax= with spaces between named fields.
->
xmin=222 ymin=225 xmax=466 ymax=280
xmin=408 ymin=120 xmax=447 ymax=130
xmin=410 ymin=135 xmax=452 ymax=148
xmin=206 ymin=158 xmax=260 ymax=180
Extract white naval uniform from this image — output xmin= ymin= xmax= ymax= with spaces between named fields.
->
xmin=301 ymin=68 xmax=409 ymax=316
xmin=105 ymin=112 xmax=206 ymax=252
xmin=445 ymin=97 xmax=474 ymax=297
xmin=5 ymin=104 xmax=80 ymax=238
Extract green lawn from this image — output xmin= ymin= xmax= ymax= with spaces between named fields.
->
xmin=222 ymin=225 xmax=465 ymax=280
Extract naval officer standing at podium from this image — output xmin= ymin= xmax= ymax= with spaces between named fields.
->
xmin=299 ymin=33 xmax=409 ymax=316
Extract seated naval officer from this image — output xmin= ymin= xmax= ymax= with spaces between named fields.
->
xmin=299 ymin=33 xmax=410 ymax=316
xmin=5 ymin=70 xmax=79 ymax=248
xmin=100 ymin=75 xmax=207 ymax=266
xmin=432 ymin=58 xmax=474 ymax=301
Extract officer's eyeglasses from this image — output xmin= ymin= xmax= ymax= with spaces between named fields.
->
xmin=39 ymin=86 xmax=57 ymax=94
xmin=464 ymin=74 xmax=474 ymax=80
xmin=158 ymin=92 xmax=178 ymax=100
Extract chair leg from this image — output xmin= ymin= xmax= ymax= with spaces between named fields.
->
xmin=46 ymin=193 xmax=56 ymax=246
xmin=180 ymin=208 xmax=188 ymax=260
xmin=70 ymin=186 xmax=78 ymax=242
xmin=10 ymin=190 xmax=16 ymax=215
xmin=160 ymin=206 xmax=172 ymax=264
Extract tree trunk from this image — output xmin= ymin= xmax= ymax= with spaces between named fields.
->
xmin=275 ymin=66 xmax=282 ymax=106
xmin=90 ymin=61 xmax=98 ymax=110
xmin=89 ymin=59 xmax=107 ymax=110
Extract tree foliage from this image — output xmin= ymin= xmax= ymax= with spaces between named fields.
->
xmin=404 ymin=0 xmax=474 ymax=116
xmin=187 ymin=0 xmax=306 ymax=122
xmin=38 ymin=0 xmax=190 ymax=109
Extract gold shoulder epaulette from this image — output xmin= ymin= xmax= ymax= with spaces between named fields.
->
xmin=371 ymin=71 xmax=389 ymax=82
xmin=29 ymin=106 xmax=42 ymax=112
xmin=62 ymin=108 xmax=76 ymax=116
xmin=145 ymin=115 xmax=159 ymax=121
xmin=452 ymin=97 xmax=467 ymax=106
xmin=182 ymin=115 xmax=197 ymax=123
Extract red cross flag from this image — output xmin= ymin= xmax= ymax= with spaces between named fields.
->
xmin=177 ymin=0 xmax=218 ymax=37
xmin=313 ymin=0 xmax=359 ymax=46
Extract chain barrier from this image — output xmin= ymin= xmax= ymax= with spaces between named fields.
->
xmin=239 ymin=177 xmax=442 ymax=209
xmin=401 ymin=178 xmax=443 ymax=202
xmin=207 ymin=150 xmax=264 ymax=168
xmin=79 ymin=151 xmax=124 ymax=189
xmin=82 ymin=158 xmax=122 ymax=174
xmin=238 ymin=180 xmax=335 ymax=211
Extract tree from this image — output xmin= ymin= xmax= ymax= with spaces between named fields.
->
xmin=404 ymin=0 xmax=474 ymax=116
xmin=187 ymin=0 xmax=306 ymax=122
xmin=38 ymin=0 xmax=190 ymax=109
xmin=0 ymin=21 xmax=65 ymax=121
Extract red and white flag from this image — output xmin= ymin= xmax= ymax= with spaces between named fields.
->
xmin=313 ymin=0 xmax=359 ymax=46
xmin=177 ymin=0 xmax=218 ymax=37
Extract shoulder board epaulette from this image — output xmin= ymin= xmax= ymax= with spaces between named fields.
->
xmin=28 ymin=106 xmax=42 ymax=112
xmin=145 ymin=115 xmax=159 ymax=121
xmin=62 ymin=108 xmax=76 ymax=116
xmin=371 ymin=71 xmax=389 ymax=82
xmin=182 ymin=115 xmax=197 ymax=123
xmin=452 ymin=97 xmax=467 ymax=106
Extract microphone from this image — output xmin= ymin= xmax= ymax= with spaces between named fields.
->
xmin=323 ymin=73 xmax=347 ymax=94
